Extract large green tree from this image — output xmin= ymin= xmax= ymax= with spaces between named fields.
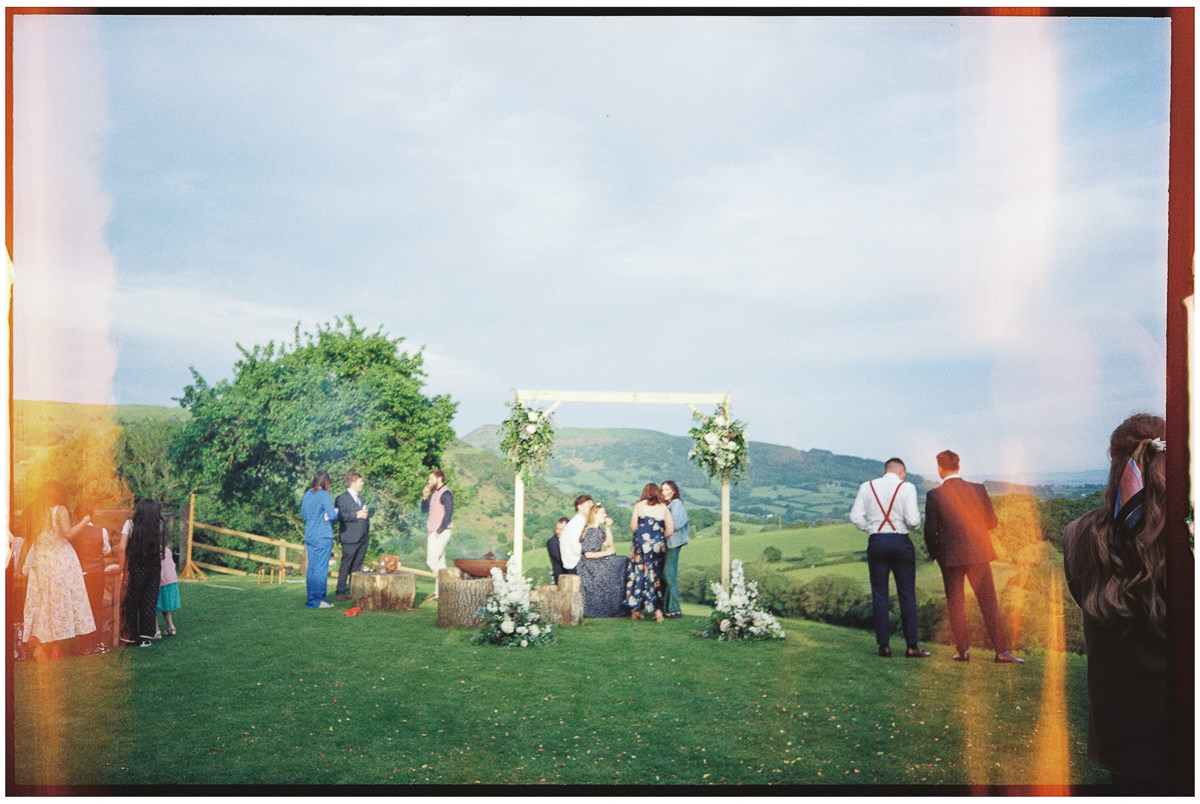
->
xmin=171 ymin=318 xmax=457 ymax=560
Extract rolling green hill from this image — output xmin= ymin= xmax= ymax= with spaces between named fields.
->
xmin=463 ymin=425 xmax=920 ymax=522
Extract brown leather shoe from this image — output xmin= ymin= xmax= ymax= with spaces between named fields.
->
xmin=336 ymin=593 xmax=348 ymax=602
xmin=878 ymin=645 xmax=892 ymax=657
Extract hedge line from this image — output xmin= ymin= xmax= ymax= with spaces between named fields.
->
xmin=677 ymin=562 xmax=1085 ymax=654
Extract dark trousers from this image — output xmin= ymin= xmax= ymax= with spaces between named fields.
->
xmin=81 ymin=572 xmax=106 ymax=649
xmin=867 ymin=533 xmax=919 ymax=647
xmin=122 ymin=563 xmax=161 ymax=643
xmin=941 ymin=561 xmax=1008 ymax=654
xmin=546 ymin=537 xmax=564 ymax=584
xmin=336 ymin=539 xmax=368 ymax=596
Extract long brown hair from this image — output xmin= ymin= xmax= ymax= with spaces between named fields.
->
xmin=638 ymin=483 xmax=665 ymax=506
xmin=1065 ymin=413 xmax=1166 ymax=633
xmin=310 ymin=470 xmax=331 ymax=493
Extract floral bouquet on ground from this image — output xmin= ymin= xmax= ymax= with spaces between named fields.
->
xmin=472 ymin=564 xmax=555 ymax=648
xmin=700 ymin=559 xmax=785 ymax=641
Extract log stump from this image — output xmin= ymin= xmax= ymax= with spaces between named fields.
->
xmin=531 ymin=574 xmax=583 ymax=626
xmin=436 ymin=569 xmax=493 ymax=628
xmin=349 ymin=571 xmax=416 ymax=611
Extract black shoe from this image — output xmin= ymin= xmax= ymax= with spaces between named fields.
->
xmin=878 ymin=645 xmax=892 ymax=657
xmin=905 ymin=647 xmax=931 ymax=658
xmin=336 ymin=593 xmax=348 ymax=602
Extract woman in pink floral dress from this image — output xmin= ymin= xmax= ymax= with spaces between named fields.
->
xmin=22 ymin=481 xmax=96 ymax=658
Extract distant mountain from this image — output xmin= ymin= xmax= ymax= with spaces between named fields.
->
xmin=461 ymin=425 xmax=922 ymax=522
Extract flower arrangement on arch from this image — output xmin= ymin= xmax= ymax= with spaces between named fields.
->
xmin=700 ymin=559 xmax=785 ymax=641
xmin=500 ymin=393 xmax=556 ymax=478
xmin=688 ymin=402 xmax=748 ymax=483
xmin=472 ymin=564 xmax=555 ymax=648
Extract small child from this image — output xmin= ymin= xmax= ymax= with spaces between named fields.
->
xmin=155 ymin=541 xmax=180 ymax=637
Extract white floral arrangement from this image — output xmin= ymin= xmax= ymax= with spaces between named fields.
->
xmin=700 ymin=559 xmax=785 ymax=641
xmin=688 ymin=403 xmax=748 ymax=483
xmin=472 ymin=564 xmax=555 ymax=648
xmin=500 ymin=394 xmax=556 ymax=478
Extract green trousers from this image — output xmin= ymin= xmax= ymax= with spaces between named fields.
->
xmin=663 ymin=545 xmax=683 ymax=614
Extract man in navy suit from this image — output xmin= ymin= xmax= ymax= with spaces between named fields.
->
xmin=924 ymin=450 xmax=1023 ymax=664
xmin=335 ymin=472 xmax=370 ymax=602
xmin=546 ymin=517 xmax=569 ymax=584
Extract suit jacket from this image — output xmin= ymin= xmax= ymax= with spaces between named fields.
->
xmin=923 ymin=477 xmax=998 ymax=567
xmin=335 ymin=490 xmax=370 ymax=544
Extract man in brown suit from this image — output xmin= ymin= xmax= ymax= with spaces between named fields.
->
xmin=924 ymin=450 xmax=1023 ymax=664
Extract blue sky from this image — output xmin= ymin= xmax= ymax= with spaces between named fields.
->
xmin=12 ymin=13 xmax=1171 ymax=480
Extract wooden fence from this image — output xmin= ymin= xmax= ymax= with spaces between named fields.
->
xmin=178 ymin=494 xmax=436 ymax=581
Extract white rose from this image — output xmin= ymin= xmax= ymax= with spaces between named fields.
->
xmin=714 ymin=415 xmax=727 ymax=427
xmin=528 ymin=410 xmax=539 ymax=422
xmin=517 ymin=625 xmax=528 ymax=634
xmin=525 ymin=424 xmax=537 ymax=434
xmin=731 ymin=594 xmax=747 ymax=607
xmin=719 ymin=619 xmax=731 ymax=632
xmin=520 ymin=639 xmax=528 ymax=647
xmin=529 ymin=624 xmax=540 ymax=637
xmin=704 ymin=432 xmax=719 ymax=445
xmin=500 ymin=619 xmax=515 ymax=634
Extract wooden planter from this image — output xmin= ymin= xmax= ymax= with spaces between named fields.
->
xmin=349 ymin=571 xmax=416 ymax=611
xmin=532 ymin=574 xmax=583 ymax=626
xmin=436 ymin=569 xmax=494 ymax=628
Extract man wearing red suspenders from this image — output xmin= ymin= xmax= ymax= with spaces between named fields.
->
xmin=850 ymin=458 xmax=931 ymax=658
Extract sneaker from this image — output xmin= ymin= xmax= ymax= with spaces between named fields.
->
xmin=994 ymin=650 xmax=1025 ymax=664
xmin=317 ymin=601 xmax=333 ymax=608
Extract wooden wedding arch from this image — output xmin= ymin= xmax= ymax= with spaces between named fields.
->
xmin=510 ymin=390 xmax=736 ymax=586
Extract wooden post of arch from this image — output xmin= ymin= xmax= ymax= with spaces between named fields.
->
xmin=514 ymin=390 xmax=733 ymax=585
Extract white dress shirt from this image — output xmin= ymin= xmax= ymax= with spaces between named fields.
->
xmin=559 ymin=513 xmax=586 ymax=570
xmin=850 ymin=472 xmax=921 ymax=534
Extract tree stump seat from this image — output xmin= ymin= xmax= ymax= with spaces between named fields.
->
xmin=436 ymin=569 xmax=494 ymax=628
xmin=349 ymin=571 xmax=416 ymax=611
xmin=531 ymin=574 xmax=582 ymax=626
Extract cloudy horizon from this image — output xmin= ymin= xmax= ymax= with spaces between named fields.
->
xmin=12 ymin=12 xmax=1172 ymax=481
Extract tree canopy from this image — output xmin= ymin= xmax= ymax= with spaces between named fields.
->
xmin=171 ymin=318 xmax=457 ymax=546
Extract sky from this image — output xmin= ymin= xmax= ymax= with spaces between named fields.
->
xmin=11 ymin=12 xmax=1173 ymax=481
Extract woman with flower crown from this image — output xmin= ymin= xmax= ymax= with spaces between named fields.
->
xmin=576 ymin=504 xmax=630 ymax=618
xmin=623 ymin=483 xmax=674 ymax=622
xmin=1063 ymin=413 xmax=1169 ymax=792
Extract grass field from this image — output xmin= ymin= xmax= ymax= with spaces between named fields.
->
xmin=11 ymin=575 xmax=1109 ymax=792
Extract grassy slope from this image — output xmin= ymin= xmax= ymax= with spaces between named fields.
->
xmin=11 ymin=578 xmax=1106 ymax=790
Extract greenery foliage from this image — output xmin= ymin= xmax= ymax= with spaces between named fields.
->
xmin=170 ymin=318 xmax=456 ymax=563
xmin=499 ymin=394 xmax=556 ymax=478
xmin=115 ymin=416 xmax=190 ymax=505
xmin=688 ymin=403 xmax=749 ymax=483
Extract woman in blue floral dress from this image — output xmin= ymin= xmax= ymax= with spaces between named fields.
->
xmin=624 ymin=483 xmax=675 ymax=622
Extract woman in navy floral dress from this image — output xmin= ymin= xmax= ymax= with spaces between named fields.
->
xmin=577 ymin=505 xmax=630 ymax=618
xmin=624 ymin=483 xmax=675 ymax=622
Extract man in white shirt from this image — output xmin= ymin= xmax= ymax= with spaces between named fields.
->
xmin=558 ymin=495 xmax=594 ymax=577
xmin=850 ymin=458 xmax=930 ymax=658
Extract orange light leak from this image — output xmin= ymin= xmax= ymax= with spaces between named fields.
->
xmin=1032 ymin=573 xmax=1071 ymax=792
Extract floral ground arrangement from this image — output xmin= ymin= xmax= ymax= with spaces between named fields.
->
xmin=701 ymin=559 xmax=785 ymax=641
xmin=12 ymin=577 xmax=1109 ymax=790
xmin=473 ymin=565 xmax=554 ymax=647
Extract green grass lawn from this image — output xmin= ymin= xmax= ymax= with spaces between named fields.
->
xmin=11 ymin=575 xmax=1110 ymax=791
